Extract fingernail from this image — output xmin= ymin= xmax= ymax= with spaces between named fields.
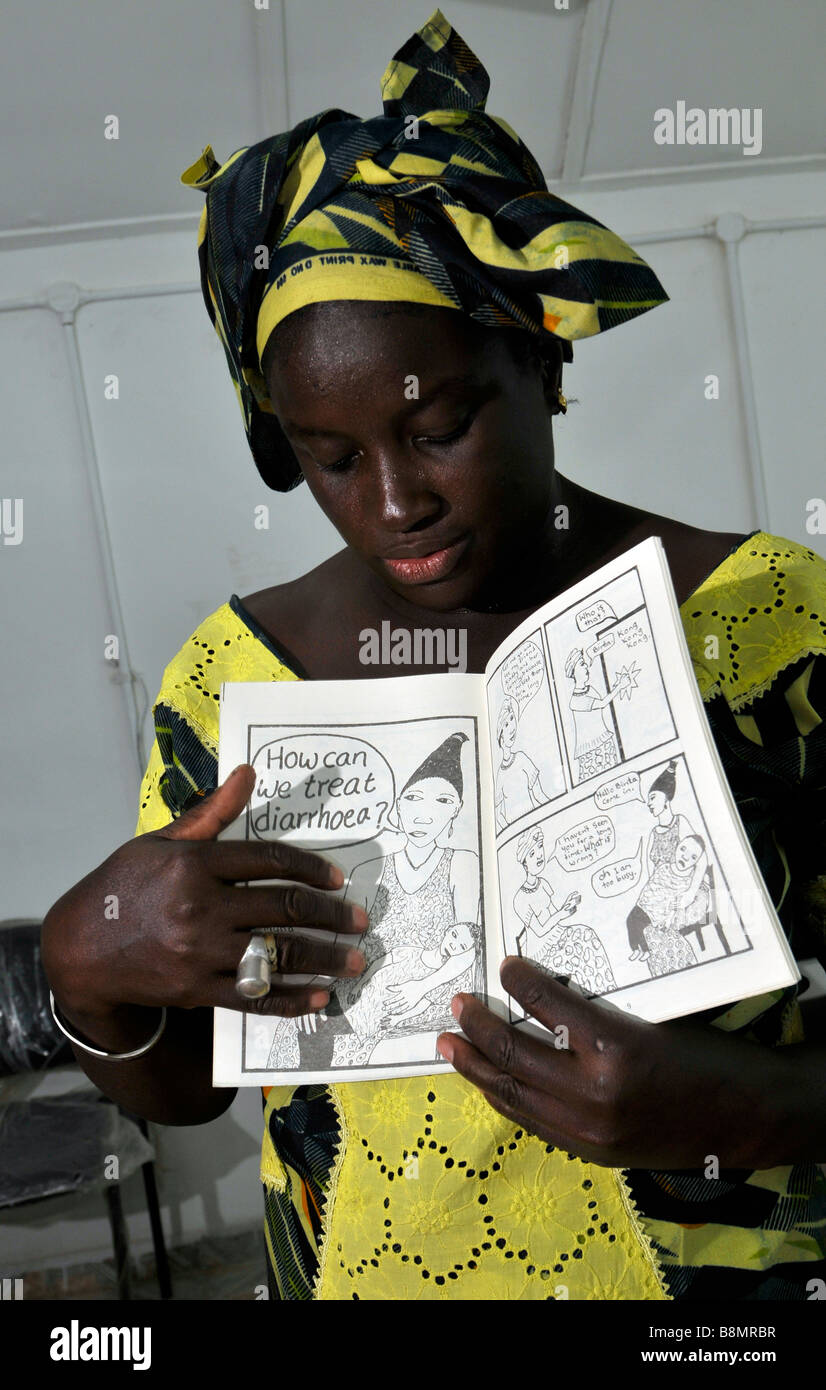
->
xmin=351 ymin=905 xmax=369 ymax=930
xmin=327 ymin=863 xmax=345 ymax=889
xmin=309 ymin=990 xmax=329 ymax=1009
xmin=346 ymin=949 xmax=366 ymax=973
xmin=450 ymin=995 xmax=464 ymax=1022
xmin=437 ymin=1035 xmax=455 ymax=1062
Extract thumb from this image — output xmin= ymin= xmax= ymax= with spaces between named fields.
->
xmin=158 ymin=763 xmax=256 ymax=842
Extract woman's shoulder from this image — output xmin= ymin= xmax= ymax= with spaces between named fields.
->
xmin=680 ymin=527 xmax=826 ymax=609
xmin=239 ymin=549 xmax=361 ymax=678
xmin=658 ymin=519 xmax=748 ymax=607
xmin=678 ymin=528 xmax=826 ymax=710
xmin=152 ymin=593 xmax=303 ymax=738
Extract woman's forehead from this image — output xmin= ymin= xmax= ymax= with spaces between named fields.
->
xmin=401 ymin=775 xmax=459 ymax=794
xmin=265 ymin=301 xmax=513 ymax=396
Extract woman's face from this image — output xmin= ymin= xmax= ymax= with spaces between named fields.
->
xmin=647 ymin=788 xmax=667 ymax=815
xmin=522 ymin=833 xmax=545 ymax=874
xmin=499 ymin=703 xmax=517 ymax=749
xmin=573 ymin=655 xmax=590 ymax=684
xmin=265 ymin=302 xmax=559 ymax=612
xmin=397 ymin=776 xmax=460 ymax=845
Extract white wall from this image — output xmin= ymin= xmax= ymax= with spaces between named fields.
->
xmin=1 ymin=0 xmax=824 ymax=1276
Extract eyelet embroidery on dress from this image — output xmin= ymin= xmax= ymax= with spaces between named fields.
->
xmin=682 ymin=535 xmax=826 ymax=712
xmin=314 ymin=1074 xmax=668 ymax=1300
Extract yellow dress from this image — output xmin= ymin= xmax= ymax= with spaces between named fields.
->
xmin=134 ymin=531 xmax=826 ymax=1299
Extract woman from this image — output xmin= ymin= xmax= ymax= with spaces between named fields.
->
xmin=641 ymin=834 xmax=708 ymax=979
xmin=512 ymin=826 xmax=615 ymax=997
xmin=42 ymin=11 xmax=826 ymax=1301
xmin=341 ymin=730 xmax=480 ymax=1016
xmin=265 ymin=729 xmax=478 ymax=1068
xmin=626 ymin=760 xmax=697 ymax=963
xmin=565 ymin=648 xmax=632 ymax=782
xmin=494 ymin=696 xmax=547 ymax=830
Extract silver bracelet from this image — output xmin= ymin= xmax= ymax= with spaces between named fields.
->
xmin=49 ymin=991 xmax=167 ymax=1061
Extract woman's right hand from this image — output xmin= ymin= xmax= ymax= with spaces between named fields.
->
xmin=41 ymin=764 xmax=368 ymax=1030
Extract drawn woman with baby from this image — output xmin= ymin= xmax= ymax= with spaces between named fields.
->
xmin=625 ymin=759 xmax=709 ymax=976
xmin=265 ymin=730 xmax=479 ymax=1070
xmin=343 ymin=731 xmax=480 ymax=1011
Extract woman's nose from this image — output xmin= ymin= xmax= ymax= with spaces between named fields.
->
xmin=371 ymin=454 xmax=442 ymax=530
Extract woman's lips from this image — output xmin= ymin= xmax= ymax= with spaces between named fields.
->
xmin=380 ymin=534 xmax=469 ymax=585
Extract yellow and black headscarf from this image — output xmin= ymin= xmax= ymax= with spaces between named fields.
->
xmin=181 ymin=8 xmax=668 ymax=491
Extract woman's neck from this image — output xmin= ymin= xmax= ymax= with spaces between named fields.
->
xmin=402 ymin=841 xmax=441 ymax=869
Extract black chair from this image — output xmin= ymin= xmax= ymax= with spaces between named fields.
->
xmin=678 ymin=863 xmax=732 ymax=956
xmin=0 ymin=920 xmax=172 ymax=1299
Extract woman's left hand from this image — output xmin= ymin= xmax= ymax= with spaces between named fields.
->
xmin=436 ymin=956 xmax=786 ymax=1170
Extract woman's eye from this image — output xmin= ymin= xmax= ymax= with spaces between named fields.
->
xmin=320 ymin=452 xmax=358 ymax=474
xmin=316 ymin=411 xmax=475 ymax=468
xmin=417 ymin=412 xmax=474 ymax=446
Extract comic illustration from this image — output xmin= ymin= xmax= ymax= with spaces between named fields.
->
xmin=486 ymin=631 xmax=566 ymax=833
xmin=543 ymin=565 xmax=675 ymax=787
xmin=238 ymin=718 xmax=484 ymax=1075
xmin=497 ymin=754 xmax=752 ymax=1014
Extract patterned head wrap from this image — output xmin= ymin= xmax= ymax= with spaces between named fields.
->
xmin=515 ymin=824 xmax=544 ymax=866
xmin=180 ymin=8 xmax=669 ymax=491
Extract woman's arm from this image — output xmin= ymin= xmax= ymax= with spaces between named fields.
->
xmin=524 ymin=887 xmax=574 ymax=937
xmin=43 ymin=990 xmax=236 ymax=1127
xmin=529 ymin=774 xmax=547 ymax=807
xmin=593 ymin=672 xmax=631 ymax=709
xmin=450 ymin=849 xmax=480 ymax=923
xmin=513 ymin=891 xmax=533 ymax=930
xmin=42 ymin=767 xmax=366 ymax=1126
xmin=644 ymin=828 xmax=655 ymax=881
xmin=385 ymin=946 xmax=476 ymax=1015
xmin=344 ymin=857 xmax=383 ymax=918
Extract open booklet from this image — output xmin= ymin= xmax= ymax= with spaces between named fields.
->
xmin=213 ymin=535 xmax=799 ymax=1086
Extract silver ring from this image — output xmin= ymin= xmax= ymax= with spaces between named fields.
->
xmin=235 ymin=933 xmax=274 ymax=999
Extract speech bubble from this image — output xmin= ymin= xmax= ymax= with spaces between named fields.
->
xmin=594 ymin=772 xmax=644 ymax=809
xmin=249 ymin=733 xmax=395 ymax=848
xmin=548 ymin=815 xmax=614 ymax=871
xmin=587 ymin=633 xmax=615 ymax=659
xmin=616 ymin=619 xmax=649 ymax=648
xmin=591 ymin=839 xmax=643 ymax=897
xmin=575 ymin=600 xmax=617 ymax=632
xmin=501 ymin=639 xmax=544 ymax=711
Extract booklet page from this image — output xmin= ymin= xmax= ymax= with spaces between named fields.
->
xmin=213 ymin=674 xmax=500 ymax=1085
xmin=483 ymin=536 xmax=798 ymax=1024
